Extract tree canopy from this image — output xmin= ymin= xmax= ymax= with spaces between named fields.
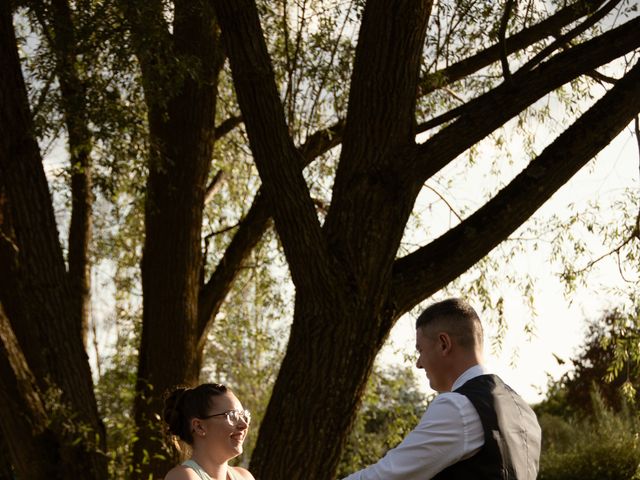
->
xmin=0 ymin=0 xmax=639 ymax=478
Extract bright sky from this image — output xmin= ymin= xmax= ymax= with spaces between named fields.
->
xmin=387 ymin=123 xmax=639 ymax=404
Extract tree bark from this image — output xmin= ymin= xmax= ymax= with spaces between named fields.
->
xmin=0 ymin=305 xmax=58 ymax=480
xmin=0 ymin=430 xmax=15 ymax=480
xmin=49 ymin=0 xmax=94 ymax=348
xmin=0 ymin=3 xmax=107 ymax=478
xmin=120 ymin=1 xmax=226 ymax=477
xmin=31 ymin=0 xmax=95 ymax=347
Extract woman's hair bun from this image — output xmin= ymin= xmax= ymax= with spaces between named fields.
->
xmin=163 ymin=387 xmax=189 ymax=439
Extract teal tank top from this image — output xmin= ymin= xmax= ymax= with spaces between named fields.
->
xmin=181 ymin=459 xmax=241 ymax=480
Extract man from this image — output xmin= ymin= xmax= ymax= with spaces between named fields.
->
xmin=342 ymin=298 xmax=541 ymax=479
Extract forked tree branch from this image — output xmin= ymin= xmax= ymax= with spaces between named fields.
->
xmin=410 ymin=17 xmax=640 ymax=184
xmin=196 ymin=7 xmax=639 ymax=335
xmin=391 ymin=60 xmax=640 ymax=316
xmin=266 ymin=0 xmax=613 ymax=166
xmin=213 ymin=0 xmax=338 ymax=297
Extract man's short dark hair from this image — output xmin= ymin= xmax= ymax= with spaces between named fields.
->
xmin=416 ymin=298 xmax=483 ymax=350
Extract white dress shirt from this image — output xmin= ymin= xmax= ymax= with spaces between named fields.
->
xmin=341 ymin=365 xmax=487 ymax=480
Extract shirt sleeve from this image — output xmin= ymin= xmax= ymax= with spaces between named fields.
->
xmin=340 ymin=393 xmax=484 ymax=480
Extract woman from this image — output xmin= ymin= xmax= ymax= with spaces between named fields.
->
xmin=163 ymin=383 xmax=255 ymax=480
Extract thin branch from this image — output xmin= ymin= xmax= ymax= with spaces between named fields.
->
xmin=198 ymin=192 xmax=271 ymax=335
xmin=569 ymin=235 xmax=636 ymax=276
xmin=587 ymin=69 xmax=618 ymax=85
xmin=634 ymin=114 xmax=640 ymax=241
xmin=304 ymin=0 xmax=355 ymax=138
xmin=204 ymin=220 xmax=242 ymax=240
xmin=634 ymin=115 xmax=640 ymax=170
xmin=90 ymin=315 xmax=101 ymax=380
xmin=422 ymin=183 xmax=463 ymax=222
xmin=289 ymin=0 xmax=308 ymax=124
xmin=31 ymin=70 xmax=55 ymax=118
xmin=204 ymin=170 xmax=225 ymax=205
xmin=411 ymin=17 xmax=640 ymax=182
xmin=519 ymin=0 xmax=622 ymax=73
xmin=282 ymin=0 xmax=292 ymax=119
xmin=418 ymin=0 xmax=609 ymax=95
xmin=443 ymin=87 xmax=465 ymax=104
xmin=416 ymin=101 xmax=465 ymax=133
xmin=616 ymin=249 xmax=633 ymax=283
xmin=498 ymin=0 xmax=516 ymax=83
xmin=214 ymin=114 xmax=242 ymax=139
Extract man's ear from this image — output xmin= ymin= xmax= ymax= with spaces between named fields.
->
xmin=439 ymin=332 xmax=452 ymax=354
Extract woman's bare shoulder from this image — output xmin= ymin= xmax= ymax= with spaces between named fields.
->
xmin=231 ymin=466 xmax=256 ymax=480
xmin=163 ymin=465 xmax=201 ymax=480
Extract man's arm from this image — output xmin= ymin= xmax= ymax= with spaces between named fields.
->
xmin=341 ymin=393 xmax=484 ymax=480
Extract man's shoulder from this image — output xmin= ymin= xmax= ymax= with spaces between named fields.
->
xmin=427 ymin=391 xmax=477 ymax=420
xmin=433 ymin=390 xmax=475 ymax=406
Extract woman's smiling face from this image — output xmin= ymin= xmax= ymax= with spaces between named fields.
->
xmin=195 ymin=391 xmax=249 ymax=460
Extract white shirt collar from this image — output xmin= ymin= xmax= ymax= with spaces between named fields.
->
xmin=451 ymin=364 xmax=488 ymax=391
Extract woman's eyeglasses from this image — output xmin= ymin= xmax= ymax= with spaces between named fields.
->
xmin=201 ymin=409 xmax=251 ymax=426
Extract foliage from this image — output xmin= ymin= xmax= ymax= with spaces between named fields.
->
xmin=535 ymin=307 xmax=640 ymax=418
xmin=336 ymin=363 xmax=430 ymax=478
xmin=94 ymin=353 xmax=138 ymax=479
xmin=538 ymin=389 xmax=640 ymax=480
xmin=201 ymin=230 xmax=292 ymax=467
xmin=93 ymin=305 xmax=141 ymax=479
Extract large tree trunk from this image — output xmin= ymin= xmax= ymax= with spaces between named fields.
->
xmin=0 ymin=431 xmax=15 ymax=479
xmin=214 ymin=0 xmax=640 ymax=478
xmin=0 ymin=306 xmax=59 ymax=480
xmin=215 ymin=2 xmax=431 ymax=478
xmin=123 ymin=2 xmax=226 ymax=477
xmin=0 ymin=3 xmax=107 ymax=478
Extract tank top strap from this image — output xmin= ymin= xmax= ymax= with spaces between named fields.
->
xmin=227 ymin=467 xmax=243 ymax=480
xmin=181 ymin=459 xmax=213 ymax=480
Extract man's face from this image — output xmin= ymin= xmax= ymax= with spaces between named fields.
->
xmin=415 ymin=327 xmax=444 ymax=392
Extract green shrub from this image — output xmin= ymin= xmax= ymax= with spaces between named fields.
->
xmin=539 ymin=390 xmax=640 ymax=480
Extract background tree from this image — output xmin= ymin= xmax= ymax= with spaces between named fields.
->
xmin=337 ymin=363 xmax=429 ymax=478
xmin=536 ymin=307 xmax=640 ymax=418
